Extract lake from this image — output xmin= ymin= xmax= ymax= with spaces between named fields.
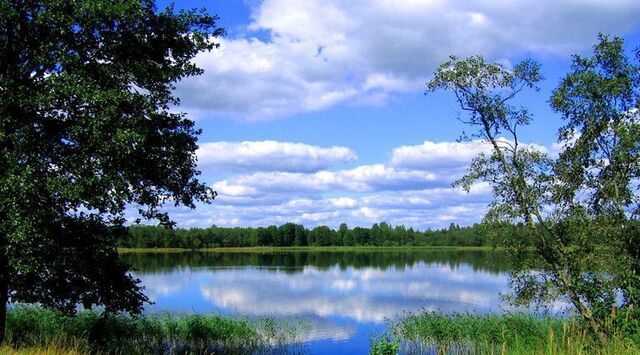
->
xmin=121 ymin=249 xmax=516 ymax=354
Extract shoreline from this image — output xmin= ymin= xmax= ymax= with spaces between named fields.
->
xmin=117 ymin=245 xmax=500 ymax=253
xmin=5 ymin=307 xmax=638 ymax=354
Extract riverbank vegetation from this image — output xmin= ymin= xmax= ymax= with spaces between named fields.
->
xmin=6 ymin=307 xmax=640 ymax=354
xmin=120 ymin=222 xmax=505 ymax=249
xmin=120 ymin=221 xmax=634 ymax=251
xmin=372 ymin=312 xmax=640 ymax=354
xmin=118 ymin=245 xmax=498 ymax=253
xmin=2 ymin=306 xmax=298 ymax=354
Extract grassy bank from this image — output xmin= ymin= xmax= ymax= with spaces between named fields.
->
xmin=371 ymin=312 xmax=640 ymax=354
xmin=3 ymin=306 xmax=299 ymax=354
xmin=118 ymin=245 xmax=498 ymax=253
xmin=6 ymin=307 xmax=640 ymax=354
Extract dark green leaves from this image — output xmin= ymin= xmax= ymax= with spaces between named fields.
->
xmin=0 ymin=0 xmax=223 ymax=315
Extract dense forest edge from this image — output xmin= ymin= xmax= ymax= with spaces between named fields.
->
xmin=119 ymin=222 xmax=502 ymax=249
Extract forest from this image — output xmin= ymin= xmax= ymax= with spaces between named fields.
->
xmin=120 ymin=222 xmax=514 ymax=248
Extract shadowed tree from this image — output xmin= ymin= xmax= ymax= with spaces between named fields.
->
xmin=427 ymin=34 xmax=639 ymax=340
xmin=0 ymin=0 xmax=223 ymax=342
xmin=310 ymin=225 xmax=334 ymax=246
xmin=294 ymin=224 xmax=307 ymax=246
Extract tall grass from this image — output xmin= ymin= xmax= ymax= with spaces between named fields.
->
xmin=380 ymin=312 xmax=640 ymax=354
xmin=4 ymin=306 xmax=301 ymax=354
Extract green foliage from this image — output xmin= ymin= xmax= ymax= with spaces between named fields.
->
xmin=550 ymin=34 xmax=640 ymax=314
xmin=0 ymin=0 xmax=223 ymax=324
xmin=396 ymin=312 xmax=566 ymax=346
xmin=427 ymin=34 xmax=640 ymax=339
xmin=369 ymin=335 xmax=399 ymax=355
xmin=4 ymin=306 xmax=298 ymax=354
xmin=120 ymin=222 xmax=497 ymax=248
xmin=387 ymin=312 xmax=640 ymax=354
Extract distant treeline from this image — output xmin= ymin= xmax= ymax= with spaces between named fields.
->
xmin=119 ymin=222 xmax=510 ymax=249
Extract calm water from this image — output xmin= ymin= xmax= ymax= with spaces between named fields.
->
xmin=121 ymin=250 xmax=515 ymax=354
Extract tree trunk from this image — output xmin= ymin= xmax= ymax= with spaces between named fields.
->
xmin=563 ymin=277 xmax=608 ymax=344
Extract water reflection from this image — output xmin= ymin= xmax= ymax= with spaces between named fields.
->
xmin=122 ymin=250 xmax=512 ymax=274
xmin=121 ymin=250 xmax=513 ymax=354
xmin=197 ymin=264 xmax=508 ymax=321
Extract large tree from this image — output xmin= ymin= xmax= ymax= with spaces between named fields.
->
xmin=0 ymin=0 xmax=223 ymax=342
xmin=427 ymin=35 xmax=639 ymax=339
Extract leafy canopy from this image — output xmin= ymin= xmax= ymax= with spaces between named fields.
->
xmin=0 ymin=0 xmax=223 ymax=314
xmin=427 ymin=34 xmax=640 ymax=338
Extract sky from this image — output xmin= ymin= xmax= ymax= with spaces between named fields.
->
xmin=142 ymin=0 xmax=640 ymax=230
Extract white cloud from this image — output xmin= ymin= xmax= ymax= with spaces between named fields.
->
xmin=351 ymin=207 xmax=385 ymax=221
xmin=328 ymin=197 xmax=358 ymax=209
xmin=129 ymin=139 xmax=560 ymax=229
xmin=211 ymin=164 xmax=443 ymax=197
xmin=390 ymin=140 xmax=491 ymax=170
xmin=391 ymin=139 xmax=553 ymax=171
xmin=208 ymin=139 xmax=547 ymax=204
xmin=155 ymin=182 xmax=492 ymax=230
xmin=175 ymin=0 xmax=640 ymax=120
xmin=197 ymin=140 xmax=356 ymax=172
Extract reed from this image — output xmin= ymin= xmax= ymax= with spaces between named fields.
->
xmin=4 ymin=306 xmax=300 ymax=354
xmin=377 ymin=312 xmax=640 ymax=354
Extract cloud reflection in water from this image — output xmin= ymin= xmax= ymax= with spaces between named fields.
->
xmin=129 ymin=253 xmax=518 ymax=352
xmin=139 ymin=262 xmax=510 ymax=323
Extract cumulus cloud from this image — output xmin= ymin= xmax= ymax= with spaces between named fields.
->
xmin=211 ymin=164 xmax=443 ymax=197
xmin=390 ymin=140 xmax=491 ymax=171
xmin=150 ymin=181 xmax=492 ymax=230
xmin=391 ymin=139 xmax=554 ymax=171
xmin=130 ymin=139 xmax=560 ymax=229
xmin=176 ymin=0 xmax=640 ymax=120
xmin=197 ymin=140 xmax=356 ymax=173
xmin=208 ymin=139 xmax=548 ymax=203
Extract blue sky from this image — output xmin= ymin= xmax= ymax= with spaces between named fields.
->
xmin=144 ymin=0 xmax=640 ymax=230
